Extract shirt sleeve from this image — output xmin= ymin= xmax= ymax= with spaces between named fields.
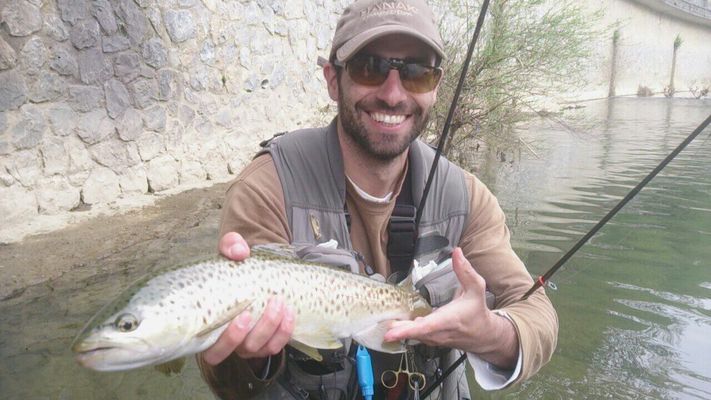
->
xmin=198 ymin=154 xmax=292 ymax=399
xmin=467 ymin=310 xmax=523 ymax=390
xmin=459 ymin=172 xmax=558 ymax=387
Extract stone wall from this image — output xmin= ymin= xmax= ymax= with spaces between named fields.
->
xmin=0 ymin=0 xmax=347 ymax=243
xmin=2 ymin=0 xmax=711 ymax=243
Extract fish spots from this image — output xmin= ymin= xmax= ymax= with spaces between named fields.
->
xmin=196 ymin=301 xmax=202 ymax=309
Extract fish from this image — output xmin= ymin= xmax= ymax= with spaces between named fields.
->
xmin=71 ymin=245 xmax=431 ymax=372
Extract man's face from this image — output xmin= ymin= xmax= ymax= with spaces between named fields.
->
xmin=327 ymin=34 xmax=440 ymax=161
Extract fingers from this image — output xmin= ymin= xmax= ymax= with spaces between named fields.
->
xmin=451 ymin=247 xmax=486 ymax=294
xmin=235 ymin=298 xmax=294 ymax=359
xmin=219 ymin=232 xmax=250 ymax=260
xmin=201 ymin=298 xmax=295 ymax=366
xmin=202 ymin=312 xmax=252 ymax=365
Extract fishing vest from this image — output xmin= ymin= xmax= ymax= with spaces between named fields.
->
xmin=257 ymin=119 xmax=472 ymax=399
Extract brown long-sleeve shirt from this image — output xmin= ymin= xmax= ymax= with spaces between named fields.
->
xmin=198 ymin=153 xmax=558 ymax=399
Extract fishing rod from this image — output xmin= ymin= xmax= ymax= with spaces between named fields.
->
xmin=414 ymin=0 xmax=491 ymax=398
xmin=522 ymin=110 xmax=711 ymax=300
xmin=415 ymin=0 xmax=491 ymax=227
xmin=421 ymin=111 xmax=711 ymax=400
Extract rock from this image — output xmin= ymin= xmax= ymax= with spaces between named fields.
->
xmin=28 ymin=71 xmax=66 ymax=103
xmin=114 ymin=0 xmax=149 ymax=45
xmin=56 ymin=0 xmax=90 ymax=25
xmin=76 ymin=110 xmax=115 ymax=144
xmin=91 ymin=0 xmax=118 ymax=34
xmin=20 ymin=37 xmax=48 ymax=76
xmin=78 ymin=48 xmax=114 ymax=85
xmin=49 ymin=47 xmax=78 ymax=77
xmin=0 ymin=138 xmax=9 ymax=157
xmin=102 ymin=35 xmax=131 ymax=53
xmin=82 ymin=167 xmax=120 ymax=205
xmin=104 ymin=79 xmax=131 ymax=118
xmin=200 ymin=40 xmax=216 ymax=65
xmin=156 ymin=68 xmax=181 ymax=100
xmin=163 ymin=9 xmax=196 ymax=43
xmin=115 ymin=108 xmax=143 ymax=141
xmin=0 ymin=186 xmax=38 ymax=227
xmin=7 ymin=150 xmax=42 ymax=186
xmin=43 ymin=13 xmax=70 ymax=42
xmin=142 ymin=105 xmax=166 ymax=132
xmin=12 ymin=105 xmax=46 ymax=150
xmin=36 ymin=176 xmax=80 ymax=214
xmin=40 ymin=137 xmax=69 ymax=175
xmin=67 ymin=85 xmax=103 ymax=112
xmin=65 ymin=135 xmax=94 ymax=185
xmin=0 ymin=37 xmax=17 ymax=70
xmin=0 ymin=71 xmax=28 ymax=111
xmin=177 ymin=104 xmax=195 ymax=127
xmin=69 ymin=18 xmax=100 ymax=49
xmin=127 ymin=78 xmax=158 ymax=109
xmin=113 ymin=51 xmax=142 ymax=82
xmin=179 ymin=159 xmax=207 ymax=184
xmin=1 ymin=0 xmax=43 ymax=37
xmin=146 ymin=155 xmax=179 ymax=192
xmin=47 ymin=104 xmax=77 ymax=136
xmin=142 ymin=38 xmax=168 ymax=69
xmin=136 ymin=132 xmax=164 ymax=161
xmin=89 ymin=138 xmax=141 ymax=171
xmin=118 ymin=166 xmax=148 ymax=194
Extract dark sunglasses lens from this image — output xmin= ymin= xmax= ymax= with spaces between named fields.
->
xmin=346 ymin=56 xmax=441 ymax=93
xmin=401 ymin=64 xmax=441 ymax=93
xmin=347 ymin=57 xmax=388 ymax=86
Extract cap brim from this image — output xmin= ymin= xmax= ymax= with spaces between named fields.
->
xmin=335 ymin=25 xmax=445 ymax=62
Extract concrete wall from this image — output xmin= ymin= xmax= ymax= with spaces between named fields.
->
xmin=1 ymin=0 xmax=710 ymax=243
xmin=0 ymin=0 xmax=346 ymax=243
xmin=578 ymin=0 xmax=711 ymax=99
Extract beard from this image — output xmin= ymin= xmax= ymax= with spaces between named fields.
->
xmin=338 ymin=85 xmax=430 ymax=161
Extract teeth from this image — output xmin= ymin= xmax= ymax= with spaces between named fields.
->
xmin=371 ymin=113 xmax=406 ymax=125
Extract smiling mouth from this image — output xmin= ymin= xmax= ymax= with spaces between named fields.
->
xmin=369 ymin=112 xmax=408 ymax=126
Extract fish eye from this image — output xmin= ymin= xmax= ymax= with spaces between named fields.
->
xmin=115 ymin=313 xmax=139 ymax=332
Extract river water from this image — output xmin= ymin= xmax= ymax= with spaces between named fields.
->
xmin=470 ymin=97 xmax=711 ymax=399
xmin=0 ymin=97 xmax=710 ymax=399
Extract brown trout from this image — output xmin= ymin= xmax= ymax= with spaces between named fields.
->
xmin=72 ymin=246 xmax=431 ymax=371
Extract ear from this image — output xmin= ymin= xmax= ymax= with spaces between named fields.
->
xmin=323 ymin=62 xmax=339 ymax=102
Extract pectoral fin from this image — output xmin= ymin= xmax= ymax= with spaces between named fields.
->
xmin=292 ymin=327 xmax=343 ymax=351
xmin=289 ymin=340 xmax=323 ymax=362
xmin=352 ymin=321 xmax=406 ymax=354
xmin=154 ymin=357 xmax=186 ymax=375
xmin=196 ymin=300 xmax=253 ymax=338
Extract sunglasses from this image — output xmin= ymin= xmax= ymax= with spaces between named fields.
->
xmin=335 ymin=55 xmax=442 ymax=94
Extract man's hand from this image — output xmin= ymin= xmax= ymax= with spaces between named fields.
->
xmin=384 ymin=247 xmax=519 ymax=369
xmin=201 ymin=232 xmax=296 ymax=367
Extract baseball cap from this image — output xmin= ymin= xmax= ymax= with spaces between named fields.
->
xmin=330 ymin=0 xmax=445 ymax=63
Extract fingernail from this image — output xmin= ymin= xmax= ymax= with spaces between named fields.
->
xmin=235 ymin=311 xmax=251 ymax=329
xmin=285 ymin=306 xmax=295 ymax=322
xmin=229 ymin=242 xmax=247 ymax=258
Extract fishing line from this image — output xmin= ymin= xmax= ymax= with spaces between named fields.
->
xmin=523 ymin=111 xmax=711 ymax=300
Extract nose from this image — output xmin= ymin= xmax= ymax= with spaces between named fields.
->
xmin=375 ymin=69 xmax=408 ymax=107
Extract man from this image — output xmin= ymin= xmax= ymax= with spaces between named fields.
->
xmin=198 ymin=0 xmax=558 ymax=398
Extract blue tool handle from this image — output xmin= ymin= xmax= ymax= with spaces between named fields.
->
xmin=356 ymin=345 xmax=374 ymax=400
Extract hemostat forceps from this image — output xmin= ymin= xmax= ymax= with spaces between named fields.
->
xmin=381 ymin=350 xmax=426 ymax=392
